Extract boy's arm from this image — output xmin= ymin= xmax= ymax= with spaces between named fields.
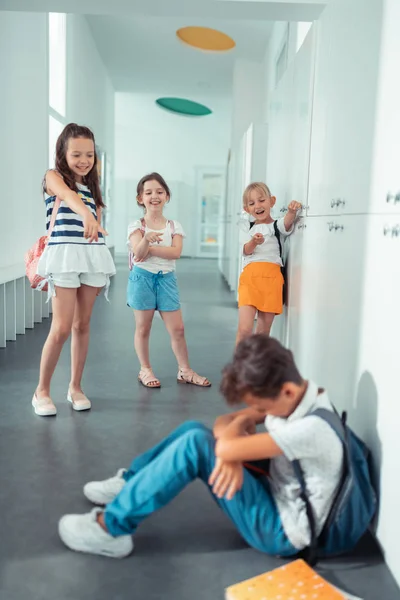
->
xmin=213 ymin=407 xmax=264 ymax=439
xmin=215 ymin=426 xmax=283 ymax=462
xmin=147 ymin=234 xmax=183 ymax=260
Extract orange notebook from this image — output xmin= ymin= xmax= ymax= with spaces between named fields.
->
xmin=225 ymin=559 xmax=346 ymax=600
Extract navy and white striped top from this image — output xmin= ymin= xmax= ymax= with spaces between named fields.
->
xmin=46 ymin=183 xmax=105 ymax=246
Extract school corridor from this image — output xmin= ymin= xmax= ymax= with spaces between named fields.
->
xmin=0 ymin=258 xmax=398 ymax=600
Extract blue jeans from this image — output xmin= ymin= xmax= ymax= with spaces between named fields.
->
xmin=104 ymin=421 xmax=296 ymax=556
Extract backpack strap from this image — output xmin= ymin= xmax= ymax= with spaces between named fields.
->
xmin=47 ymin=196 xmax=61 ymax=238
xmin=292 ymin=459 xmax=318 ymax=566
xmin=169 ymin=219 xmax=176 ymax=236
xmin=291 ymin=408 xmax=347 ymax=566
xmin=140 ymin=217 xmax=146 ymax=233
xmin=310 ymin=408 xmax=346 ymax=444
xmin=273 ymin=220 xmax=283 ymax=263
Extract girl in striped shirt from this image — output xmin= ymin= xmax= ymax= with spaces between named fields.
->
xmin=32 ymin=123 xmax=115 ymax=417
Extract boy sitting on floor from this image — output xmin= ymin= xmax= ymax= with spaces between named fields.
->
xmin=58 ymin=335 xmax=344 ymax=558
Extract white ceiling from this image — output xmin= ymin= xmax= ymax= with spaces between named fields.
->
xmin=0 ymin=0 xmax=327 ymax=100
xmin=0 ymin=0 xmax=326 ymax=20
xmin=87 ymin=15 xmax=274 ymax=96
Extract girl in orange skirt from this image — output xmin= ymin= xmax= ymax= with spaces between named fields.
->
xmin=236 ymin=182 xmax=301 ymax=344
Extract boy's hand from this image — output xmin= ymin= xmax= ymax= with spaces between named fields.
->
xmin=287 ymin=201 xmax=302 ymax=213
xmin=252 ymin=233 xmax=265 ymax=246
xmin=145 ymin=231 xmax=163 ymax=244
xmin=209 ymin=458 xmax=244 ymax=500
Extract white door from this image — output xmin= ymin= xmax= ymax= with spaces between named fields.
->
xmin=306 ymin=16 xmax=332 ymax=217
xmin=290 ymin=26 xmax=315 ymax=213
xmin=220 ymin=154 xmax=236 ymax=283
xmin=285 ymin=216 xmax=329 ymax=381
xmin=228 ymin=136 xmax=247 ymax=294
xmin=313 ymin=215 xmax=369 ymax=412
xmin=369 ymin=0 xmax=400 ymax=216
xmin=196 ymin=168 xmax=224 ymax=259
xmin=227 ymin=149 xmax=241 ymax=292
xmin=272 ymin=28 xmax=316 ymax=346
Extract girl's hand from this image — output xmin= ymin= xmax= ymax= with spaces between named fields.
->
xmin=288 ymin=201 xmax=302 ymax=213
xmin=83 ymin=212 xmax=99 ymax=243
xmin=252 ymin=233 xmax=265 ymax=246
xmin=99 ymin=226 xmax=108 ymax=237
xmin=145 ymin=231 xmax=163 ymax=244
xmin=209 ymin=458 xmax=244 ymax=500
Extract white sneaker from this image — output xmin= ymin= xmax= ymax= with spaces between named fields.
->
xmin=83 ymin=468 xmax=127 ymax=505
xmin=67 ymin=390 xmax=91 ymax=411
xmin=32 ymin=393 xmax=57 ymax=417
xmin=58 ymin=508 xmax=133 ymax=558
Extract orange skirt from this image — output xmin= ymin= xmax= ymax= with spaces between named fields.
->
xmin=238 ymin=262 xmax=284 ymax=314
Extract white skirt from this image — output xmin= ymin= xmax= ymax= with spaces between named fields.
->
xmin=37 ymin=243 xmax=116 ymax=277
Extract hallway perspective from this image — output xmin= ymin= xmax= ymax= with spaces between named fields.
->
xmin=0 ymin=258 xmax=398 ymax=600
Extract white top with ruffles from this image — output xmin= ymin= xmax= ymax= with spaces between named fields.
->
xmin=127 ymin=218 xmax=185 ymax=274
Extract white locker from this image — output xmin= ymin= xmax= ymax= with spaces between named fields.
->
xmin=356 ymin=214 xmax=400 ymax=584
xmin=267 ymin=62 xmax=295 ymax=217
xmin=307 ymin=0 xmax=383 ymax=217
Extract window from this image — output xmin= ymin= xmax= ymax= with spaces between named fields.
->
xmin=49 ymin=115 xmax=64 ymax=168
xmin=275 ymin=40 xmax=288 ymax=87
xmin=48 ymin=13 xmax=67 ymax=167
xmin=296 ymin=22 xmax=313 ymax=53
xmin=49 ymin=13 xmax=66 ymax=116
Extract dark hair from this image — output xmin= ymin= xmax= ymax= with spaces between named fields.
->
xmin=136 ymin=172 xmax=171 ymax=208
xmin=220 ymin=335 xmax=302 ymax=405
xmin=44 ymin=123 xmax=105 ymax=208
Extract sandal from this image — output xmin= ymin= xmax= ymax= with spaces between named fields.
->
xmin=67 ymin=389 xmax=92 ymax=411
xmin=138 ymin=368 xmax=161 ymax=389
xmin=177 ymin=368 xmax=211 ymax=387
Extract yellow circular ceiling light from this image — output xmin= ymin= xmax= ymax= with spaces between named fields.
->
xmin=176 ymin=26 xmax=236 ymax=52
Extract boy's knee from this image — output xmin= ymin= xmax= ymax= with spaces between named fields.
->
xmin=181 ymin=425 xmax=215 ymax=454
xmin=177 ymin=420 xmax=210 ymax=436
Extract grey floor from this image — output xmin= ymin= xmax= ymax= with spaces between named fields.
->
xmin=0 ymin=258 xmax=399 ymax=600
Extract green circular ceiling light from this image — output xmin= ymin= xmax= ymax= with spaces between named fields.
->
xmin=177 ymin=26 xmax=236 ymax=52
xmin=156 ymin=97 xmax=212 ymax=117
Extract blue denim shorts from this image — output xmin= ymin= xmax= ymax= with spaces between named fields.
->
xmin=127 ymin=266 xmax=181 ymax=312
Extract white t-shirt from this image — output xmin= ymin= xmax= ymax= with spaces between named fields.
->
xmin=266 ymin=381 xmax=344 ymax=550
xmin=240 ymin=217 xmax=293 ymax=268
xmin=127 ymin=219 xmax=185 ymax=274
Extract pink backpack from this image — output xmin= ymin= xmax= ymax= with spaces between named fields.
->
xmin=25 ymin=197 xmax=61 ymax=292
xmin=128 ymin=218 xmax=176 ymax=270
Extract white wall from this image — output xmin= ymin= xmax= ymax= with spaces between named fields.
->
xmin=0 ymin=12 xmax=116 ymax=278
xmin=230 ymin=59 xmax=265 ymax=150
xmin=114 ymin=93 xmax=231 ymax=255
xmin=67 ymin=15 xmax=115 ymax=247
xmin=0 ymin=12 xmax=48 ymax=274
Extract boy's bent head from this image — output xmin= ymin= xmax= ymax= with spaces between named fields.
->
xmin=220 ymin=335 xmax=305 ymax=417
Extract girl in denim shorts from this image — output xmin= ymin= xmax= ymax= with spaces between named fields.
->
xmin=127 ymin=172 xmax=211 ymax=389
